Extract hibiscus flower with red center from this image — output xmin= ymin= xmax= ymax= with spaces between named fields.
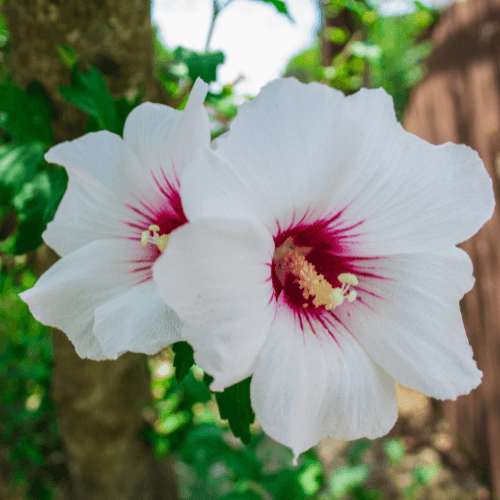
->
xmin=20 ymin=79 xmax=210 ymax=360
xmin=153 ymin=78 xmax=495 ymax=461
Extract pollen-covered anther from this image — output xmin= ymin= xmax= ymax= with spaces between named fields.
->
xmin=141 ymin=224 xmax=170 ymax=252
xmin=283 ymin=249 xmax=358 ymax=310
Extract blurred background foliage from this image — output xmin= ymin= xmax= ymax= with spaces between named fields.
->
xmin=0 ymin=0 xmax=486 ymax=498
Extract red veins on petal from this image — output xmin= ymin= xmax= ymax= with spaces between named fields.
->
xmin=270 ymin=208 xmax=390 ymax=343
xmin=120 ymin=163 xmax=188 ymax=284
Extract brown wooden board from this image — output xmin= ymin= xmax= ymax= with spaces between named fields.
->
xmin=404 ymin=0 xmax=500 ymax=494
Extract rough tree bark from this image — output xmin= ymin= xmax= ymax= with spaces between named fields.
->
xmin=403 ymin=0 xmax=500 ymax=495
xmin=2 ymin=1 xmax=179 ymax=499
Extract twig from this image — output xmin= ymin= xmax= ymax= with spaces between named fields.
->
xmin=204 ymin=0 xmax=236 ymax=52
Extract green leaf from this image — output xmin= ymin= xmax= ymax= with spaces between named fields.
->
xmin=414 ymin=462 xmax=440 ymax=485
xmin=252 ymin=0 xmax=293 ymax=21
xmin=213 ymin=377 xmax=255 ymax=445
xmin=76 ymin=66 xmax=119 ymax=133
xmin=326 ymin=26 xmax=350 ymax=45
xmin=0 ymin=142 xmax=45 ymax=198
xmin=57 ymin=88 xmax=98 ymax=117
xmin=43 ymin=167 xmax=68 ymax=224
xmin=282 ymin=42 xmax=322 ymax=83
xmin=8 ymin=217 xmax=43 ymax=256
xmin=172 ymin=342 xmax=195 ymax=383
xmin=10 ymin=171 xmax=51 ymax=254
xmin=383 ymin=438 xmax=405 ymax=465
xmin=56 ymin=44 xmax=78 ymax=68
xmin=178 ymin=370 xmax=211 ymax=404
xmin=298 ymin=459 xmax=323 ymax=496
xmin=4 ymin=167 xmax=67 ymax=255
xmin=0 ymin=80 xmax=54 ymax=144
xmin=59 ymin=66 xmax=119 ymax=133
xmin=346 ymin=438 xmax=373 ymax=465
xmin=174 ymin=46 xmax=225 ymax=84
xmin=330 ymin=465 xmax=369 ymax=498
xmin=13 ymin=170 xmax=52 ymax=215
xmin=155 ymin=412 xmax=190 ymax=435
xmin=179 ymin=422 xmax=227 ymax=466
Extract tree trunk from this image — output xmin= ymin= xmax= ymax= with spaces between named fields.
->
xmin=403 ymin=0 xmax=500 ymax=495
xmin=2 ymin=1 xmax=178 ymax=498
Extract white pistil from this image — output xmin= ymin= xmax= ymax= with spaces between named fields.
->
xmin=141 ymin=224 xmax=169 ymax=253
xmin=330 ymin=272 xmax=359 ymax=308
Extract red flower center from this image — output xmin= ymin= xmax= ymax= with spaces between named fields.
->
xmin=123 ymin=166 xmax=188 ymax=284
xmin=270 ymin=211 xmax=381 ymax=337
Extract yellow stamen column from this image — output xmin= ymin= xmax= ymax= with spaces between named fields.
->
xmin=282 ymin=248 xmax=358 ymax=310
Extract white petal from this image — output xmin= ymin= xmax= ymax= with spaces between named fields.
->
xmin=166 ymin=78 xmax=210 ymax=169
xmin=43 ymin=179 xmax=125 ymax=258
xmin=181 ymin=78 xmax=359 ymax=231
xmin=181 ymin=78 xmax=493 ymax=254
xmin=345 ymin=247 xmax=482 ymax=399
xmin=93 ymin=279 xmax=182 ymax=359
xmin=45 ymin=130 xmax=147 ymax=201
xmin=328 ymin=87 xmax=495 ymax=254
xmin=124 ymin=78 xmax=209 ymax=185
xmin=153 ymin=217 xmax=275 ymax=390
xmin=44 ymin=131 xmax=144 ymax=256
xmin=19 ymin=239 xmax=147 ymax=360
xmin=44 ymin=81 xmax=209 ymax=257
xmin=123 ymin=104 xmax=180 ymax=175
xmin=251 ymin=294 xmax=398 ymax=462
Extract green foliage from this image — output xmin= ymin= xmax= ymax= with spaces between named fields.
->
xmin=145 ymin=364 xmax=212 ymax=458
xmin=0 ymin=142 xmax=45 ymax=197
xmin=12 ymin=168 xmax=67 ymax=255
xmin=151 ymin=25 xmax=241 ymax=140
xmin=213 ymin=377 xmax=255 ymax=445
xmin=0 ymin=64 xmax=64 ymax=256
xmin=152 ymin=29 xmax=229 ymax=109
xmin=59 ymin=64 xmax=137 ymax=135
xmin=0 ymin=7 xmax=9 ymax=59
xmin=172 ymin=341 xmax=195 ymax=382
xmin=147 ymin=356 xmax=325 ymax=500
xmin=0 ymin=80 xmax=54 ymax=144
xmin=414 ymin=462 xmax=440 ymax=485
xmin=177 ymin=431 xmax=320 ymax=500
xmin=174 ymin=47 xmax=225 ymax=84
xmin=0 ymin=47 xmax=145 ymax=258
xmin=283 ymin=0 xmax=377 ymax=92
xmin=366 ymin=5 xmax=437 ymax=120
xmin=57 ymin=45 xmax=142 ymax=135
xmin=0 ymin=141 xmax=67 ymax=255
xmin=330 ymin=464 xmax=370 ymax=498
xmin=0 ymin=261 xmax=62 ymax=500
xmin=152 ymin=27 xmax=187 ymax=99
xmin=55 ymin=44 xmax=78 ymax=69
xmin=283 ymin=43 xmax=323 ymax=83
xmin=214 ymin=0 xmax=292 ymax=22
xmin=284 ymin=0 xmax=437 ymax=119
xmin=383 ymin=438 xmax=405 ymax=465
xmin=298 ymin=458 xmax=324 ymax=496
xmin=253 ymin=0 xmax=293 ymax=21
xmin=205 ymin=83 xmax=243 ymax=140
xmin=346 ymin=438 xmax=373 ymax=465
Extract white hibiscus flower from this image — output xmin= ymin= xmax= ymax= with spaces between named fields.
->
xmin=20 ymin=78 xmax=210 ymax=361
xmin=153 ymin=78 xmax=494 ymax=462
